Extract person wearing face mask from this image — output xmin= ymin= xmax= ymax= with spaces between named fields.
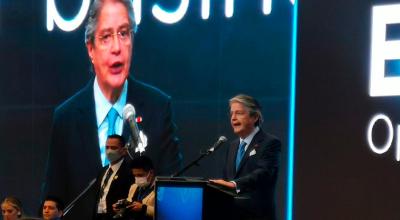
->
xmin=94 ymin=134 xmax=133 ymax=220
xmin=43 ymin=1 xmax=182 ymax=218
xmin=43 ymin=1 xmax=181 ymax=219
xmin=113 ymin=156 xmax=155 ymax=220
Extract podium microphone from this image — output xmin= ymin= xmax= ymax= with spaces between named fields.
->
xmin=207 ymin=136 xmax=228 ymax=154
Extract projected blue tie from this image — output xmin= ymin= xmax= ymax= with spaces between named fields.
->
xmin=107 ymin=107 xmax=118 ymax=135
xmin=235 ymin=141 xmax=247 ymax=171
xmin=102 ymin=107 xmax=118 ymax=166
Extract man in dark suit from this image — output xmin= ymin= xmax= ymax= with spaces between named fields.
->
xmin=43 ymin=1 xmax=181 ymax=219
xmin=211 ymin=94 xmax=281 ymax=220
xmin=94 ymin=135 xmax=133 ymax=220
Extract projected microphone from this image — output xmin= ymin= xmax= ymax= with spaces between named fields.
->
xmin=123 ymin=103 xmax=141 ymax=149
xmin=207 ymin=136 xmax=228 ymax=153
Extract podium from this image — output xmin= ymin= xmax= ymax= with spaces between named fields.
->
xmin=155 ymin=177 xmax=237 ymax=220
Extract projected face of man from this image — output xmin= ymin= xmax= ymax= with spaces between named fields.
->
xmin=87 ymin=0 xmax=133 ymax=103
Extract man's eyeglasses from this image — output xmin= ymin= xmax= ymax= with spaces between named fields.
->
xmin=96 ymin=28 xmax=132 ymax=49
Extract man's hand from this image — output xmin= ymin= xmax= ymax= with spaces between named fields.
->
xmin=112 ymin=200 xmax=123 ymax=212
xmin=127 ymin=201 xmax=143 ymax=212
xmin=209 ymin=179 xmax=235 ymax=189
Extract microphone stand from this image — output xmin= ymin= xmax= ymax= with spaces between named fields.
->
xmin=172 ymin=137 xmax=227 ymax=177
xmin=125 ymin=138 xmax=136 ymax=160
xmin=62 ymin=178 xmax=97 ymax=217
xmin=172 ymin=148 xmax=214 ymax=177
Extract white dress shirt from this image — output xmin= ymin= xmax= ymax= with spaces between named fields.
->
xmin=239 ymin=126 xmax=260 ymax=153
xmin=233 ymin=126 xmax=260 ymax=193
xmin=93 ymin=77 xmax=128 ymax=166
xmin=97 ymin=159 xmax=124 ymax=213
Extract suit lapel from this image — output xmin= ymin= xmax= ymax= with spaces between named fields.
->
xmin=230 ymin=139 xmax=240 ymax=178
xmin=235 ymin=130 xmax=265 ymax=177
xmin=76 ymin=80 xmax=102 ymax=171
xmin=108 ymin=159 xmax=125 ymax=192
xmin=78 ymin=77 xmax=142 ymax=168
xmin=122 ymin=77 xmax=145 ymax=141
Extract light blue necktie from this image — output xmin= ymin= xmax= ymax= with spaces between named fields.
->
xmin=107 ymin=107 xmax=118 ymax=135
xmin=102 ymin=108 xmax=118 ymax=166
xmin=235 ymin=141 xmax=247 ymax=171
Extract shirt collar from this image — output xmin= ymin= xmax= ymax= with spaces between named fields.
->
xmin=109 ymin=158 xmax=124 ymax=173
xmin=93 ymin=77 xmax=128 ymax=128
xmin=240 ymin=126 xmax=260 ymax=146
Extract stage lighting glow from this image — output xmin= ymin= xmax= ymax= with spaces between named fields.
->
xmin=46 ymin=0 xmax=90 ymax=31
xmin=225 ymin=0 xmax=234 ymax=18
xmin=397 ymin=125 xmax=400 ymax=161
xmin=369 ymin=4 xmax=400 ymax=97
xmin=46 ymin=0 xmax=296 ymax=31
xmin=201 ymin=0 xmax=210 ymax=19
xmin=263 ymin=0 xmax=272 ymax=15
xmin=133 ymin=0 xmax=142 ymax=25
xmin=287 ymin=0 xmax=298 ymax=219
xmin=152 ymin=0 xmax=189 ymax=24
xmin=367 ymin=113 xmax=393 ymax=155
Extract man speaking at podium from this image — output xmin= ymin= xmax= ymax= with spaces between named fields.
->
xmin=211 ymin=94 xmax=281 ymax=220
xmin=44 ymin=0 xmax=181 ymax=219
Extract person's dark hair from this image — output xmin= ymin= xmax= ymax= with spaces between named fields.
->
xmin=85 ymin=0 xmax=137 ymax=45
xmin=1 ymin=196 xmax=23 ymax=217
xmin=129 ymin=156 xmax=154 ymax=172
xmin=41 ymin=195 xmax=65 ymax=212
xmin=229 ymin=94 xmax=264 ymax=126
xmin=38 ymin=195 xmax=65 ymax=217
xmin=107 ymin=134 xmax=126 ymax=147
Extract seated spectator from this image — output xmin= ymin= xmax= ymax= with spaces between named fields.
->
xmin=40 ymin=196 xmax=64 ymax=220
xmin=1 ymin=196 xmax=23 ymax=220
xmin=113 ymin=156 xmax=155 ymax=220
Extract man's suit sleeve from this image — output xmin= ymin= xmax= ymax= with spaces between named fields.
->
xmin=235 ymin=138 xmax=281 ymax=192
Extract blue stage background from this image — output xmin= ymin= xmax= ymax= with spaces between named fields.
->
xmin=0 ymin=0 xmax=294 ymax=219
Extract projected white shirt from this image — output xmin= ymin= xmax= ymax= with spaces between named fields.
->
xmin=93 ymin=77 xmax=128 ymax=166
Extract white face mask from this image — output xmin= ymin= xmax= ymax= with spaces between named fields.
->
xmin=135 ymin=173 xmax=150 ymax=188
xmin=106 ymin=149 xmax=122 ymax=163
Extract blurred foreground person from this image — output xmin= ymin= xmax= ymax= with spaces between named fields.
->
xmin=1 ymin=197 xmax=23 ymax=220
